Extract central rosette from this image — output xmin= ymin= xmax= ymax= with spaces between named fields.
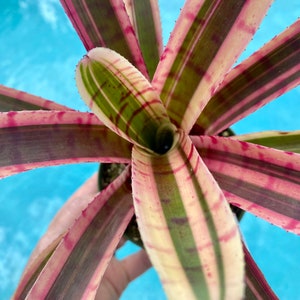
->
xmin=76 ymin=47 xmax=176 ymax=155
xmin=76 ymin=46 xmax=244 ymax=300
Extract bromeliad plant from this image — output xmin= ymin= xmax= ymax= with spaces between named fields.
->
xmin=1 ymin=0 xmax=300 ymax=299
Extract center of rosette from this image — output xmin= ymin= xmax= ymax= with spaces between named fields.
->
xmin=76 ymin=47 xmax=176 ymax=153
xmin=154 ymin=123 xmax=176 ymax=155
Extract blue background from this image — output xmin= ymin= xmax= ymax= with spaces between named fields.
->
xmin=0 ymin=0 xmax=299 ymax=299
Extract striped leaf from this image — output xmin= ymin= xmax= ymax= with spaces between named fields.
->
xmin=76 ymin=47 xmax=175 ymax=154
xmin=0 ymin=85 xmax=71 ymax=111
xmin=14 ymin=175 xmax=99 ymax=299
xmin=152 ymin=0 xmax=272 ymax=133
xmin=0 ymin=111 xmax=131 ymax=178
xmin=244 ymin=243 xmax=278 ymax=300
xmin=14 ymin=166 xmax=133 ymax=299
xmin=24 ymin=173 xmax=99 ymax=270
xmin=192 ymin=135 xmax=300 ymax=234
xmin=124 ymin=0 xmax=163 ymax=79
xmin=235 ymin=130 xmax=300 ymax=154
xmin=132 ymin=130 xmax=244 ymax=299
xmin=60 ymin=0 xmax=148 ymax=77
xmin=194 ymin=19 xmax=300 ymax=135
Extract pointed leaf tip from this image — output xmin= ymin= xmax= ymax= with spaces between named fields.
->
xmin=76 ymin=47 xmax=173 ymax=154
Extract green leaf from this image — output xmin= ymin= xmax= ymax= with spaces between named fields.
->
xmin=192 ymin=135 xmax=300 ymax=234
xmin=132 ymin=130 xmax=244 ymax=299
xmin=124 ymin=0 xmax=163 ymax=79
xmin=15 ymin=167 xmax=133 ymax=299
xmin=60 ymin=0 xmax=148 ymax=77
xmin=193 ymin=19 xmax=300 ymax=135
xmin=0 ymin=111 xmax=131 ymax=178
xmin=235 ymin=130 xmax=300 ymax=154
xmin=152 ymin=0 xmax=272 ymax=133
xmin=0 ymin=85 xmax=71 ymax=111
xmin=76 ymin=47 xmax=174 ymax=154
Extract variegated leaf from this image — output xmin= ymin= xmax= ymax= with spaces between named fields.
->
xmin=152 ymin=0 xmax=272 ymax=133
xmin=0 ymin=85 xmax=71 ymax=111
xmin=235 ymin=130 xmax=300 ymax=154
xmin=60 ymin=0 xmax=148 ymax=77
xmin=243 ymin=243 xmax=278 ymax=299
xmin=0 ymin=111 xmax=131 ymax=178
xmin=76 ymin=47 xmax=175 ymax=154
xmin=192 ymin=135 xmax=300 ymax=234
xmin=193 ymin=19 xmax=300 ymax=135
xmin=132 ymin=130 xmax=244 ymax=299
xmin=24 ymin=173 xmax=99 ymax=270
xmin=14 ymin=167 xmax=133 ymax=299
xmin=124 ymin=0 xmax=163 ymax=79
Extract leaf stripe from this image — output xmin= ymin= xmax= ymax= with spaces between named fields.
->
xmin=132 ymin=133 xmax=243 ymax=298
xmin=193 ymin=135 xmax=300 ymax=232
xmin=243 ymin=244 xmax=278 ymax=300
xmin=61 ymin=0 xmax=148 ymax=76
xmin=176 ymin=143 xmax=226 ymax=299
xmin=125 ymin=99 xmax=163 ymax=138
xmin=213 ymin=171 xmax=300 ymax=221
xmin=46 ymin=190 xmax=132 ymax=298
xmin=158 ymin=0 xmax=244 ymax=107
xmin=25 ymin=168 xmax=133 ymax=299
xmin=80 ymin=59 xmax=143 ymax=144
xmin=236 ymin=130 xmax=300 ymax=153
xmin=152 ymin=148 xmax=209 ymax=299
xmin=152 ymin=0 xmax=272 ymax=133
xmin=0 ymin=93 xmax=48 ymax=111
xmin=197 ymin=21 xmax=300 ymax=134
xmin=0 ymin=111 xmax=131 ymax=178
xmin=84 ymin=59 xmax=158 ymax=146
xmin=61 ymin=0 xmax=94 ymax=49
xmin=209 ymin=70 xmax=299 ymax=135
xmin=200 ymin=148 xmax=300 ymax=186
xmin=0 ymin=85 xmax=71 ymax=112
xmin=128 ymin=0 xmax=162 ymax=79
xmin=74 ymin=0 xmax=106 ymax=47
xmin=148 ymin=134 xmax=244 ymax=298
xmin=77 ymin=48 xmax=171 ymax=152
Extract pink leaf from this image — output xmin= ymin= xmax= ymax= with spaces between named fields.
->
xmin=192 ymin=135 xmax=300 ymax=234
xmin=152 ymin=0 xmax=273 ymax=133
xmin=60 ymin=0 xmax=148 ymax=77
xmin=244 ymin=243 xmax=278 ymax=299
xmin=194 ymin=19 xmax=300 ymax=135
xmin=132 ymin=130 xmax=244 ymax=298
xmin=0 ymin=85 xmax=72 ymax=111
xmin=0 ymin=111 xmax=131 ymax=178
xmin=14 ymin=167 xmax=133 ymax=299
